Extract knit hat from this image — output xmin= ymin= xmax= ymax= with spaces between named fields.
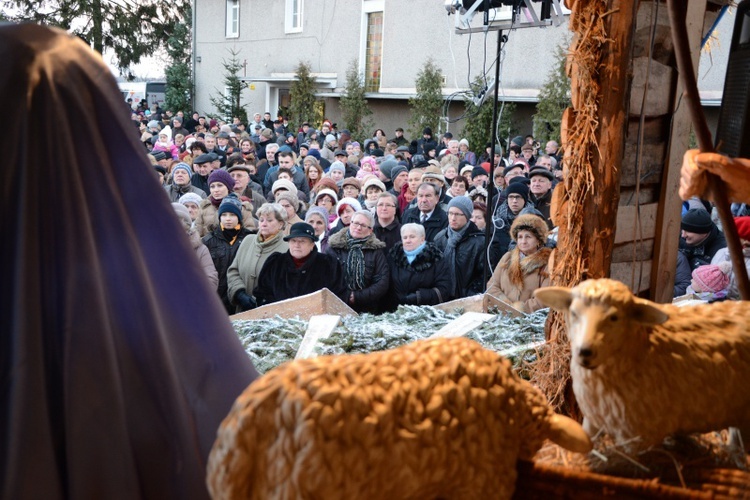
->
xmin=363 ymin=177 xmax=386 ymax=193
xmin=460 ymin=164 xmax=474 ymax=176
xmin=147 ymin=120 xmax=160 ymax=130
xmin=336 ymin=197 xmax=362 ymax=214
xmin=276 ymin=191 xmax=300 ymax=212
xmin=208 ymin=169 xmax=235 ymax=191
xmin=379 ymin=158 xmax=399 ymax=180
xmin=471 ymin=166 xmax=488 ymax=180
xmin=511 ymin=213 xmax=548 ymax=244
xmin=272 ymin=178 xmax=298 ymax=197
xmin=504 ymin=182 xmax=529 ymax=200
xmin=325 ymin=134 xmax=337 ymax=144
xmin=171 ymin=162 xmax=192 ymax=178
xmin=151 ymin=150 xmax=167 ymax=162
xmin=692 ymin=263 xmax=731 ymax=293
xmin=307 ymin=149 xmax=321 ymax=159
xmin=178 ymin=192 xmax=202 ymax=207
xmin=159 ymin=126 xmax=172 ymax=139
xmin=172 ymin=202 xmax=192 ymax=228
xmin=315 ymin=188 xmax=339 ymax=205
xmin=260 ymin=128 xmax=273 ymax=139
xmin=305 ymin=206 xmax=330 ymax=224
xmin=154 ymin=165 xmax=167 ymax=177
xmin=447 ymin=196 xmax=473 ymax=220
xmin=681 ymin=208 xmax=712 ymax=234
xmin=459 ymin=138 xmax=469 ymax=147
xmin=218 ymin=193 xmax=244 ymax=223
xmin=735 ymin=216 xmax=750 ymax=241
xmin=390 ymin=164 xmax=408 ymax=181
xmin=329 ymin=161 xmax=346 ymax=174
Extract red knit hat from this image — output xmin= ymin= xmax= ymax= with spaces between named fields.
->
xmin=692 ymin=263 xmax=731 ymax=293
xmin=734 ymin=216 xmax=750 ymax=241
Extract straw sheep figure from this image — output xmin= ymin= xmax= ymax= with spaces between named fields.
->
xmin=536 ymin=278 xmax=750 ymax=451
xmin=207 ymin=337 xmax=591 ymax=499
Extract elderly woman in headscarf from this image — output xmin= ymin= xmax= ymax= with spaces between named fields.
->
xmin=226 ymin=203 xmax=289 ymax=312
xmin=276 ymin=191 xmax=304 ymax=234
xmin=325 ymin=209 xmax=389 ymax=314
xmin=486 ymin=213 xmax=552 ymax=313
xmin=305 ymin=206 xmax=331 ymax=253
xmin=195 ymin=169 xmax=256 ymax=237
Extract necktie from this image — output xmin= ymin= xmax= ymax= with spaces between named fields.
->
xmin=420 ymin=213 xmax=427 ymax=223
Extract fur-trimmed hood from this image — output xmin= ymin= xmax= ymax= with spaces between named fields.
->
xmin=388 ymin=242 xmax=444 ymax=271
xmin=328 ymin=228 xmax=386 ymax=250
xmin=498 ymin=247 xmax=552 ymax=288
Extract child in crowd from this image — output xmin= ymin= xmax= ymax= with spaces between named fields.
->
xmin=685 ymin=262 xmax=732 ymax=301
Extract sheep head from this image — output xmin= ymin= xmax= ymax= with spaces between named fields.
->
xmin=535 ymin=279 xmax=668 ymax=369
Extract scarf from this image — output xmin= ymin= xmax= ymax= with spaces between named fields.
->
xmin=209 ymin=196 xmax=222 ymax=208
xmin=444 ymin=224 xmax=469 ymax=296
xmin=221 ymin=223 xmax=241 ymax=246
xmin=494 ymin=201 xmax=519 ymax=230
xmin=344 ymin=231 xmax=368 ymax=290
xmin=404 ymin=242 xmax=426 ymax=264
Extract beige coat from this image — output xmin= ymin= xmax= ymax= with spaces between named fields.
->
xmin=195 ymin=197 xmax=257 ymax=237
xmin=486 ymin=247 xmax=552 ymax=313
xmin=225 ymin=232 xmax=288 ymax=308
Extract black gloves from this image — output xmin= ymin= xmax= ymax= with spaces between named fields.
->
xmin=234 ymin=290 xmax=256 ymax=311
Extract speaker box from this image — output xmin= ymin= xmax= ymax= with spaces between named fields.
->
xmin=715 ymin=1 xmax=750 ymax=157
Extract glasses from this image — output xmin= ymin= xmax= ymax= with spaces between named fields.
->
xmin=448 ymin=211 xmax=466 ymax=218
xmin=507 ymin=195 xmax=524 ymax=201
xmin=350 ymin=221 xmax=372 ymax=230
xmin=376 ymin=203 xmax=396 ymax=208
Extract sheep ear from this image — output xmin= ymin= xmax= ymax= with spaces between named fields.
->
xmin=533 ymin=287 xmax=573 ymax=311
xmin=631 ymin=299 xmax=669 ymax=325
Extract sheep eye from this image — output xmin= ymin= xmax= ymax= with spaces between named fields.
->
xmin=609 ymin=314 xmax=618 ymax=322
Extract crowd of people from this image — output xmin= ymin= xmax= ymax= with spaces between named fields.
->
xmin=132 ymin=102 xmax=747 ymax=314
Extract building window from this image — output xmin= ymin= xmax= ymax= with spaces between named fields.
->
xmin=285 ymin=0 xmax=303 ymax=34
xmin=226 ymin=0 xmax=239 ymax=38
xmin=364 ymin=11 xmax=383 ymax=92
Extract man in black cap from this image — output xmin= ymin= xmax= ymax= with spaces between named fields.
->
xmin=528 ymin=167 xmax=555 ymax=229
xmin=252 ymin=222 xmax=348 ymax=306
xmin=191 ymin=153 xmax=213 ymax=194
xmin=390 ymin=127 xmax=409 ymax=146
xmin=215 ymin=131 xmax=235 ymax=167
xmin=150 ymin=150 xmax=169 ymax=170
xmin=417 ymin=127 xmax=436 ymax=155
xmin=679 ymin=208 xmax=726 ymax=271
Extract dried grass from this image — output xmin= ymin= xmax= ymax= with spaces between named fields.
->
xmin=533 ymin=431 xmax=750 ymax=496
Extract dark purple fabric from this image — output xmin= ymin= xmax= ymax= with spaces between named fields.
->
xmin=0 ymin=24 xmax=258 ymax=499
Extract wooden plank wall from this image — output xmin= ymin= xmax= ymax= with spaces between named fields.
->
xmin=612 ymin=0 xmax=712 ymax=298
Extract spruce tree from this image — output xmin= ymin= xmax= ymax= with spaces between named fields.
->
xmin=461 ymin=77 xmax=517 ymax=157
xmin=210 ymin=48 xmax=248 ymax=124
xmin=532 ymin=44 xmax=571 ymax=145
xmin=408 ymin=59 xmax=444 ymax=138
xmin=339 ymin=60 xmax=373 ymax=142
xmin=6 ymin=0 xmax=187 ymax=73
xmin=164 ymin=3 xmax=192 ymax=113
xmin=289 ymin=61 xmax=318 ymax=131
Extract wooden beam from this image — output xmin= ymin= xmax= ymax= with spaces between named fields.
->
xmin=650 ymin=0 xmax=708 ymax=303
xmin=614 ymin=203 xmax=659 ymax=244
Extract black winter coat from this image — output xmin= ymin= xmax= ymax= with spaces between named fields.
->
xmin=402 ymin=205 xmax=449 ymax=242
xmin=253 ymin=248 xmax=347 ymax=306
xmin=203 ymin=227 xmax=252 ymax=313
xmin=433 ymin=221 xmax=486 ymax=298
xmin=373 ymin=218 xmax=402 ymax=251
xmin=679 ymin=224 xmax=727 ymax=271
xmin=386 ymin=242 xmax=451 ymax=311
xmin=325 ymin=230 xmax=390 ymax=313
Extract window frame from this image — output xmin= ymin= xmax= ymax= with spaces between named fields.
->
xmin=285 ymin=0 xmax=304 ymax=34
xmin=226 ymin=0 xmax=240 ymax=39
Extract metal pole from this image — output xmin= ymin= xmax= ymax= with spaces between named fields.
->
xmin=483 ymin=28 xmax=503 ymax=289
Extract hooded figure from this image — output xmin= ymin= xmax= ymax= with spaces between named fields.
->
xmin=0 ymin=25 xmax=257 ymax=499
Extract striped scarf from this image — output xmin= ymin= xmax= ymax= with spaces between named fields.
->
xmin=344 ymin=232 xmax=367 ymax=290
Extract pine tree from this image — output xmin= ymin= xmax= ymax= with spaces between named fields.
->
xmin=461 ymin=78 xmax=517 ymax=157
xmin=210 ymin=48 xmax=248 ymax=124
xmin=532 ymin=44 xmax=571 ymax=145
xmin=5 ymin=0 xmax=187 ymax=73
xmin=164 ymin=3 xmax=192 ymax=113
xmin=289 ymin=61 xmax=318 ymax=131
xmin=408 ymin=59 xmax=444 ymax=138
xmin=339 ymin=60 xmax=373 ymax=142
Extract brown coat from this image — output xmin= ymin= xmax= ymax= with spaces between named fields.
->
xmin=486 ymin=247 xmax=552 ymax=313
xmin=195 ymin=197 xmax=257 ymax=237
